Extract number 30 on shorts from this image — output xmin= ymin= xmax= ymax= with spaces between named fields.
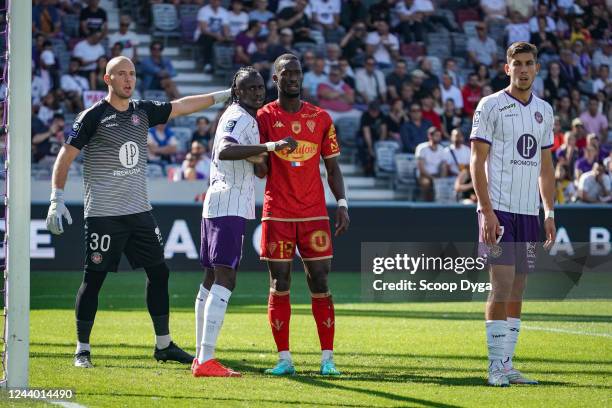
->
xmin=89 ymin=233 xmax=111 ymax=252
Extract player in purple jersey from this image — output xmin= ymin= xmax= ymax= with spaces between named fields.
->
xmin=470 ymin=42 xmax=556 ymax=387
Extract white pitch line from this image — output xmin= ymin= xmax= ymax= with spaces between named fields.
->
xmin=524 ymin=325 xmax=612 ymax=338
xmin=48 ymin=400 xmax=88 ymax=408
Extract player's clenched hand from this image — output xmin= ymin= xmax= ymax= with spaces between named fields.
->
xmin=481 ymin=209 xmax=500 ymax=245
xmin=543 ymin=217 xmax=556 ymax=251
xmin=275 ymin=137 xmax=298 ymax=153
xmin=46 ymin=189 xmax=73 ymax=235
xmin=335 ymin=207 xmax=350 ymax=236
xmin=246 ymin=152 xmax=268 ymax=164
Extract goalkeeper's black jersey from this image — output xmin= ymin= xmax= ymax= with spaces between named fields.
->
xmin=66 ymin=99 xmax=172 ymax=218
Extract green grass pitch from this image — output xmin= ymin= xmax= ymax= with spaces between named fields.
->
xmin=3 ymin=270 xmax=611 ymax=407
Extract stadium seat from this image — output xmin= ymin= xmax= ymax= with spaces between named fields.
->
xmin=172 ymin=126 xmax=192 ymax=153
xmin=293 ymin=42 xmax=318 ymax=57
xmin=374 ymin=140 xmax=401 ymax=179
xmin=401 ymin=43 xmax=426 ymax=60
xmin=213 ymin=44 xmax=236 ymax=82
xmin=61 ymin=14 xmax=80 ymax=39
xmin=334 ymin=116 xmax=360 ymax=163
xmin=146 ymin=163 xmax=165 ymax=178
xmin=143 ymin=90 xmax=168 ymax=102
xmin=173 ymin=115 xmax=197 ymax=129
xmin=433 ymin=177 xmax=457 ymax=204
xmin=455 ymin=8 xmax=479 ymax=26
xmin=394 ymin=153 xmax=417 ymax=199
xmin=462 ymin=21 xmax=479 ymax=39
xmin=180 ymin=15 xmax=198 ymax=60
xmin=151 ymin=4 xmax=180 ymax=47
xmin=178 ymin=4 xmax=200 ymax=18
xmin=451 ymin=33 xmax=468 ymax=57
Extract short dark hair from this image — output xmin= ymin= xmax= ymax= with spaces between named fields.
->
xmin=506 ymin=42 xmax=538 ymax=62
xmin=150 ymin=40 xmax=163 ymax=50
xmin=274 ymin=53 xmax=300 ymax=74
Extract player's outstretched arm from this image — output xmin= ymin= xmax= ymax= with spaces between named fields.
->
xmin=168 ymin=89 xmax=232 ymax=120
xmin=46 ymin=144 xmax=80 ymax=235
xmin=218 ymin=136 xmax=298 ymax=161
xmin=539 ymin=148 xmax=556 ymax=250
xmin=470 ymin=140 xmax=499 ymax=245
xmin=324 ymin=157 xmax=350 ymax=236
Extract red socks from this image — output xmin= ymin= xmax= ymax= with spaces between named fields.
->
xmin=311 ymin=295 xmax=335 ymax=351
xmin=268 ymin=292 xmax=291 ymax=352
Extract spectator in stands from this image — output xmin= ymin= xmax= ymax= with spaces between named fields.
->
xmin=455 ymin=168 xmax=477 ymax=204
xmin=278 ymin=0 xmax=315 ymax=43
xmin=572 ymin=40 xmax=592 ymax=78
xmin=310 ymin=0 xmax=343 ymax=43
xmin=528 ymin=4 xmax=555 ymax=33
xmin=556 ymin=95 xmax=574 ymax=131
xmin=302 ymin=57 xmax=327 ymax=103
xmin=317 ymin=66 xmax=356 ymax=118
xmin=338 ymin=58 xmax=356 ymax=89
xmin=559 ymin=48 xmax=581 ymax=85
xmin=110 ymin=42 xmax=124 ymax=59
xmin=272 ymin=28 xmax=299 ymax=59
xmin=475 ymin=64 xmax=490 ymax=88
xmin=191 ymin=117 xmax=212 ymax=149
xmin=108 ymin=14 xmax=139 ymax=62
xmin=575 ymin=145 xmax=598 ymax=180
xmin=586 ymin=5 xmax=608 ymax=42
xmin=577 ymin=162 xmax=611 ymax=203
xmin=480 ymin=0 xmax=507 ymax=22
xmin=556 ymin=131 xmax=580 ymax=179
xmin=395 ymin=0 xmax=426 ymax=44
xmin=579 ymin=96 xmax=609 ymax=143
xmin=443 ymin=57 xmax=463 ymax=88
xmin=39 ymin=40 xmax=59 ymax=91
xmin=32 ymin=66 xmax=49 ymax=107
xmin=355 ymin=57 xmax=387 ymax=105
xmin=148 ymin=123 xmax=178 ymax=164
xmin=467 ymin=22 xmax=497 ymax=67
xmin=386 ymin=60 xmax=410 ymax=101
xmin=33 ymin=0 xmax=62 ymax=36
xmin=443 ymin=128 xmax=470 ymax=177
xmin=400 ymin=102 xmax=432 ymax=153
xmin=72 ymin=30 xmax=105 ymax=78
xmin=440 ymin=72 xmax=463 ymax=111
xmin=358 ymin=101 xmax=389 ymax=176
xmin=441 ymin=99 xmax=463 ymax=140
xmin=400 ymin=82 xmax=415 ymax=107
xmin=366 ymin=18 xmax=399 ymax=70
xmin=89 ymin=55 xmax=108 ymax=91
xmin=571 ymin=117 xmax=588 ymax=149
xmin=189 ymin=140 xmax=211 ymax=173
xmin=265 ymin=18 xmax=281 ymax=48
xmin=79 ymin=0 xmax=108 ymax=38
xmin=586 ymin=133 xmax=610 ymax=162
xmin=592 ymin=41 xmax=612 ymax=72
xmin=60 ymin=57 xmax=88 ymax=112
xmin=249 ymin=0 xmax=274 ymax=36
xmin=339 ymin=21 xmax=368 ymax=67
xmin=507 ymin=0 xmax=533 ymax=20
xmin=555 ymin=163 xmax=576 ymax=204
xmin=461 ymin=73 xmax=482 ymax=118
xmin=569 ymin=18 xmax=591 ymax=45
xmin=324 ymin=43 xmax=342 ymax=74
xmin=176 ymin=152 xmax=208 ymax=182
xmin=141 ymin=41 xmax=180 ymax=100
xmin=32 ymin=113 xmax=65 ymax=164
xmin=418 ymin=57 xmax=439 ymax=93
xmin=251 ymin=36 xmax=274 ymax=84
xmin=37 ymin=92 xmax=58 ymax=125
xmin=416 ymin=127 xmax=446 ymax=201
xmin=235 ymin=20 xmax=261 ymax=65
xmin=301 ymin=50 xmax=316 ymax=74
xmin=544 ymin=62 xmax=568 ymax=102
xmin=552 ymin=116 xmax=564 ymax=152
xmin=227 ymin=0 xmax=249 ymax=39
xmin=531 ymin=16 xmax=559 ymax=62
xmin=368 ymin=0 xmax=394 ymax=26
xmin=340 ymin=0 xmax=367 ymax=31
xmin=195 ymin=0 xmax=230 ymax=73
xmin=387 ymin=99 xmax=407 ymax=141
xmin=570 ymin=88 xmax=585 ymax=118
xmin=505 ymin=10 xmax=530 ymax=47
xmin=592 ymin=64 xmax=610 ymax=94
xmin=420 ymin=94 xmax=441 ymax=131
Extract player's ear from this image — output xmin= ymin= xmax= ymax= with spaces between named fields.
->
xmin=103 ymin=73 xmax=111 ymax=86
xmin=504 ymin=62 xmax=510 ymax=76
xmin=272 ymin=73 xmax=278 ymax=84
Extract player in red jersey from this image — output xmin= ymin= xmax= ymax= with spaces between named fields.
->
xmin=257 ymin=54 xmax=350 ymax=376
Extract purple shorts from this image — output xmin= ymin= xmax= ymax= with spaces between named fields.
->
xmin=200 ymin=216 xmax=247 ymax=270
xmin=478 ymin=210 xmax=540 ymax=273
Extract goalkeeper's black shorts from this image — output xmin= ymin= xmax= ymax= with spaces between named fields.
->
xmin=83 ymin=211 xmax=165 ymax=272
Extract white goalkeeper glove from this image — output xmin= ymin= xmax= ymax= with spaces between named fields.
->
xmin=46 ymin=188 xmax=72 ymax=235
xmin=212 ymin=88 xmax=232 ymax=105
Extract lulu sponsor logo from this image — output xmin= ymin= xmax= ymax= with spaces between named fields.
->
xmin=274 ymin=140 xmax=318 ymax=162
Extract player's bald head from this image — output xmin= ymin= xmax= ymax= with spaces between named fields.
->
xmin=106 ymin=56 xmax=134 ymax=76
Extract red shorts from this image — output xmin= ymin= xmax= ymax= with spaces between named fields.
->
xmin=260 ymin=219 xmax=333 ymax=261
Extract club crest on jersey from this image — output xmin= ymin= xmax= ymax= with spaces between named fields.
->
xmin=310 ymin=230 xmax=331 ymax=252
xmin=224 ymin=120 xmax=237 ymax=132
xmin=534 ymin=111 xmax=543 ymax=124
xmin=291 ymin=121 xmax=301 ymax=134
xmin=131 ymin=114 xmax=140 ymax=126
xmin=267 ymin=242 xmax=278 ymax=256
xmin=306 ymin=120 xmax=316 ymax=133
xmin=91 ymin=252 xmax=103 ymax=264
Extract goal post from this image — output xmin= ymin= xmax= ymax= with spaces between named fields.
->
xmin=3 ymin=0 xmax=32 ymax=388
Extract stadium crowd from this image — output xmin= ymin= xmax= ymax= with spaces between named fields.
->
xmin=27 ymin=0 xmax=611 ymax=204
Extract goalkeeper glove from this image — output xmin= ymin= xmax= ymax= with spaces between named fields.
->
xmin=46 ymin=188 xmax=73 ymax=235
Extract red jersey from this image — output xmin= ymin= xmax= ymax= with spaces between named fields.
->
xmin=257 ymin=100 xmax=340 ymax=221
